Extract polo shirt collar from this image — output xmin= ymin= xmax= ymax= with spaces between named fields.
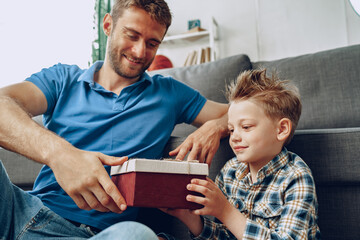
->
xmin=77 ymin=61 xmax=153 ymax=87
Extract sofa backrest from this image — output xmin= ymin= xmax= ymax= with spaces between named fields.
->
xmin=253 ymin=44 xmax=360 ymax=130
xmin=1 ymin=115 xmax=44 ymax=190
xmin=148 ymin=54 xmax=252 ymax=137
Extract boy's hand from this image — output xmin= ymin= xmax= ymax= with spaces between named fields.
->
xmin=186 ymin=177 xmax=230 ymax=220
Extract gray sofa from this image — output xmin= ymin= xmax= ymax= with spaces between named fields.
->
xmin=2 ymin=44 xmax=360 ymax=240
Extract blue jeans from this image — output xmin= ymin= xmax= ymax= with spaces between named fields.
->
xmin=0 ymin=160 xmax=158 ymax=240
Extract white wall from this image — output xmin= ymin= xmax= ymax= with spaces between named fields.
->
xmin=0 ymin=0 xmax=94 ymax=88
xmin=1 ymin=0 xmax=359 ymax=84
xmin=161 ymin=0 xmax=360 ymax=67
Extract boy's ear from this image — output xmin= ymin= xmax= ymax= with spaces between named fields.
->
xmin=277 ymin=118 xmax=292 ymax=142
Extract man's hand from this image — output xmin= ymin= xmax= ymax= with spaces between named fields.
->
xmin=169 ymin=101 xmax=229 ymax=165
xmin=1 ymin=83 xmax=128 ymax=214
xmin=49 ymin=149 xmax=128 ymax=213
xmin=169 ymin=120 xmax=222 ymax=165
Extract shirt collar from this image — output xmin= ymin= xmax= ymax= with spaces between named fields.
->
xmin=77 ymin=61 xmax=153 ymax=86
xmin=256 ymin=147 xmax=290 ymax=182
xmin=237 ymin=148 xmax=290 ymax=185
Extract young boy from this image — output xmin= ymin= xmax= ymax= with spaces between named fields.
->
xmin=162 ymin=69 xmax=321 ymax=239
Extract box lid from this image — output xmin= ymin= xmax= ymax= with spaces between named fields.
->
xmin=110 ymin=158 xmax=209 ymax=176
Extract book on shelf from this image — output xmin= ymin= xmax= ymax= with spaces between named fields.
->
xmin=183 ymin=52 xmax=192 ymax=67
xmin=205 ymin=47 xmax=211 ymax=62
xmin=183 ymin=47 xmax=212 ymax=67
xmin=186 ymin=26 xmax=206 ymax=33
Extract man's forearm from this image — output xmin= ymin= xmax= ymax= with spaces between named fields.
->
xmin=204 ymin=111 xmax=229 ymax=139
xmin=0 ymin=96 xmax=74 ymax=165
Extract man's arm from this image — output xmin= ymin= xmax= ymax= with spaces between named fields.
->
xmin=0 ymin=82 xmax=127 ymax=213
xmin=169 ymin=100 xmax=229 ymax=165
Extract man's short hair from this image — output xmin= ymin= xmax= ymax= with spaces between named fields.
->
xmin=111 ymin=0 xmax=172 ymax=30
xmin=226 ymin=69 xmax=302 ymax=145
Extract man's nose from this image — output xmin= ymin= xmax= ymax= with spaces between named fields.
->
xmin=132 ymin=40 xmax=146 ymax=59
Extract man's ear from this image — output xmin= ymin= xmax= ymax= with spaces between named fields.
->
xmin=103 ymin=13 xmax=112 ymax=36
xmin=277 ymin=118 xmax=292 ymax=142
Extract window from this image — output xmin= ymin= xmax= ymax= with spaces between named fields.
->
xmin=0 ymin=0 xmax=95 ymax=88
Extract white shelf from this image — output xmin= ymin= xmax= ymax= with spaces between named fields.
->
xmin=158 ymin=17 xmax=219 ymax=67
xmin=163 ymin=30 xmax=211 ymax=43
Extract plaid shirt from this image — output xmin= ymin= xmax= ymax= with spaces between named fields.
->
xmin=192 ymin=148 xmax=321 ymax=240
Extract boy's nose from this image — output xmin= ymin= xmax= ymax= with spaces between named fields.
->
xmin=231 ymin=131 xmax=242 ymax=142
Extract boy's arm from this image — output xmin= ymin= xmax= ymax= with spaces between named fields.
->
xmin=161 ymin=173 xmax=242 ymax=239
xmin=187 ymin=178 xmax=247 ymax=239
xmin=169 ymin=100 xmax=229 ymax=165
xmin=188 ymin=171 xmax=319 ymax=239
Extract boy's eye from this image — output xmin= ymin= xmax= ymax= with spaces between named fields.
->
xmin=242 ymin=125 xmax=252 ymax=130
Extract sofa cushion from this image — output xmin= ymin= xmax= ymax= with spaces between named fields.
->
xmin=288 ymin=128 xmax=360 ymax=185
xmin=0 ymin=148 xmax=43 ymax=190
xmin=287 ymin=127 xmax=360 ymax=240
xmin=253 ymin=44 xmax=360 ymax=130
xmin=0 ymin=116 xmax=44 ymax=190
xmin=149 ymin=54 xmax=252 ymax=137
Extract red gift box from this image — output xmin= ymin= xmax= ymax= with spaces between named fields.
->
xmin=111 ymin=159 xmax=209 ymax=209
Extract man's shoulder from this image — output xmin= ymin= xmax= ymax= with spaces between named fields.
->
xmin=147 ymin=72 xmax=201 ymax=96
xmin=31 ymin=63 xmax=84 ymax=82
xmin=48 ymin=63 xmax=83 ymax=72
xmin=148 ymin=72 xmax=175 ymax=83
xmin=26 ymin=63 xmax=86 ymax=89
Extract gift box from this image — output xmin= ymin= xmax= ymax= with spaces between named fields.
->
xmin=111 ymin=159 xmax=209 ymax=209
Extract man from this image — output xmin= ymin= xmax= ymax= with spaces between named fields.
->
xmin=0 ymin=0 xmax=228 ymax=238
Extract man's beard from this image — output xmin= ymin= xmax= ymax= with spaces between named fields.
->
xmin=107 ymin=40 xmax=153 ymax=80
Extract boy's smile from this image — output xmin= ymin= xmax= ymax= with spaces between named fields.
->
xmin=232 ymin=145 xmax=248 ymax=153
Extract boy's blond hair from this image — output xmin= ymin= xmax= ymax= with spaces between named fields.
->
xmin=226 ymin=69 xmax=302 ymax=145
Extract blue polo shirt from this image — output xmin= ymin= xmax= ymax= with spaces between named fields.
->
xmin=26 ymin=61 xmax=206 ymax=230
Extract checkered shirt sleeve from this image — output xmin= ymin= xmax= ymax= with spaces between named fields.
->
xmin=191 ymin=148 xmax=320 ymax=240
xmin=191 ymin=216 xmax=236 ymax=240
